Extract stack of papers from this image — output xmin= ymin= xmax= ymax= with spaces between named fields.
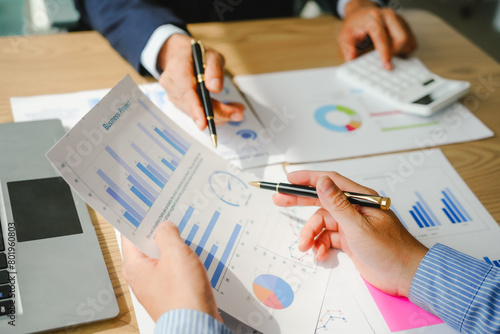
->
xmin=11 ymin=65 xmax=499 ymax=333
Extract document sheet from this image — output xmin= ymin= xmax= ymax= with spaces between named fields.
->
xmin=12 ymin=77 xmax=282 ymax=169
xmin=235 ymin=67 xmax=493 ymax=163
xmin=13 ymin=67 xmax=493 ymax=168
xmin=286 ymin=149 xmax=500 ymax=333
xmin=46 ymin=76 xmax=331 ymax=333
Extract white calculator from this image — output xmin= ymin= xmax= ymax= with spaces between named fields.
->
xmin=337 ymin=50 xmax=470 ymax=116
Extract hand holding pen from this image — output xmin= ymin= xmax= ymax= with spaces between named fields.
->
xmin=191 ymin=39 xmax=218 ymax=147
xmin=250 ymin=181 xmax=390 ymax=210
xmin=157 ymin=35 xmax=245 ymax=132
xmin=272 ymin=170 xmax=428 ymax=297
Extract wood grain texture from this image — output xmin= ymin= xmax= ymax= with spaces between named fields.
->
xmin=0 ymin=9 xmax=498 ymax=333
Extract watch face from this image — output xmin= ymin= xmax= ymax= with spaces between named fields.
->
xmin=209 ymin=171 xmax=249 ymax=207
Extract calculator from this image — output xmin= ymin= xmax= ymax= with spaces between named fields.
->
xmin=337 ymin=51 xmax=470 ymax=116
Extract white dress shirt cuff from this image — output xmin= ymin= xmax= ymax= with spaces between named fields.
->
xmin=140 ymin=24 xmax=190 ymax=79
xmin=337 ymin=0 xmax=386 ymax=19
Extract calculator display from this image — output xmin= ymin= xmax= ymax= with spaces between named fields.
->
xmin=412 ymin=81 xmax=462 ymax=106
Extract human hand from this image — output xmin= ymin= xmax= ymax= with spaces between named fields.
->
xmin=338 ymin=0 xmax=417 ymax=70
xmin=158 ymin=34 xmax=245 ymax=130
xmin=273 ymin=171 xmax=428 ymax=297
xmin=121 ymin=221 xmax=222 ymax=322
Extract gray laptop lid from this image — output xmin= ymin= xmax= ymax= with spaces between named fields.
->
xmin=0 ymin=120 xmax=118 ymax=333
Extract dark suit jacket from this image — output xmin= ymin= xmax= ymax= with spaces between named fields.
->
xmin=75 ymin=0 xmax=346 ymax=74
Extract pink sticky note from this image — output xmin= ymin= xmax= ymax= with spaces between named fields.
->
xmin=364 ymin=279 xmax=444 ymax=332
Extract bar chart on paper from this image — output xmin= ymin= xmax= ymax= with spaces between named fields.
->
xmin=359 ymin=167 xmax=488 ymax=242
xmin=287 ymin=151 xmax=491 ymax=242
xmin=174 ymin=205 xmax=244 ymax=289
xmin=76 ymin=97 xmax=192 ymax=231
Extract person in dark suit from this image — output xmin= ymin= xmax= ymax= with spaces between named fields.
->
xmin=76 ymin=0 xmax=416 ymax=130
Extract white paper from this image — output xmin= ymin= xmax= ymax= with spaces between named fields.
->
xmin=235 ymin=67 xmax=493 ymax=163
xmin=46 ymin=76 xmax=331 ymax=333
xmin=10 ymin=88 xmax=109 ymax=131
xmin=140 ymin=78 xmax=283 ymax=168
xmin=286 ymin=149 xmax=500 ymax=333
xmin=11 ymin=77 xmax=282 ymax=169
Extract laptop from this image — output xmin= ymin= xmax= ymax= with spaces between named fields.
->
xmin=0 ymin=120 xmax=118 ymax=333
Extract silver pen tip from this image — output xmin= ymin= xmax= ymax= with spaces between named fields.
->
xmin=211 ymin=134 xmax=217 ymax=148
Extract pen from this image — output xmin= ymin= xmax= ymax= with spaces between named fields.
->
xmin=191 ymin=39 xmax=217 ymax=148
xmin=249 ymin=181 xmax=391 ymax=210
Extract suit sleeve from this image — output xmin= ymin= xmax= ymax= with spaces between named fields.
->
xmin=74 ymin=0 xmax=188 ymax=74
xmin=328 ymin=0 xmax=389 ymax=18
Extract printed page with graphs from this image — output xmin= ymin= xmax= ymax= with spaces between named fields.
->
xmin=234 ymin=67 xmax=493 ymax=163
xmin=46 ymin=75 xmax=332 ymax=333
xmin=287 ymin=149 xmax=500 ymax=334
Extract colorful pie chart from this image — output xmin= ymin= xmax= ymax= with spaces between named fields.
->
xmin=253 ymin=274 xmax=294 ymax=309
xmin=314 ymin=105 xmax=362 ymax=132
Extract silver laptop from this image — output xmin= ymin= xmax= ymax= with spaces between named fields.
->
xmin=0 ymin=120 xmax=118 ymax=333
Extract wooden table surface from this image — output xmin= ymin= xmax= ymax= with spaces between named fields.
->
xmin=0 ymin=9 xmax=499 ymax=333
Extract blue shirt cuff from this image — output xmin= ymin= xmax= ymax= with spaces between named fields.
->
xmin=337 ymin=0 xmax=386 ymax=18
xmin=409 ymin=243 xmax=500 ymax=332
xmin=140 ymin=24 xmax=190 ymax=79
xmin=155 ymin=309 xmax=233 ymax=334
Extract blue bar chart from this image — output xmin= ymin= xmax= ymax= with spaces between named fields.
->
xmin=409 ymin=192 xmax=441 ymax=229
xmin=440 ymin=188 xmax=472 ymax=224
xmin=176 ymin=206 xmax=242 ymax=289
xmin=96 ymin=99 xmax=192 ymax=230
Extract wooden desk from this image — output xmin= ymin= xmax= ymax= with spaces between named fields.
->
xmin=0 ymin=9 xmax=499 ymax=333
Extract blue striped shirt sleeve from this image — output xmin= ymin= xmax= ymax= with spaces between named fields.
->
xmin=154 ymin=309 xmax=233 ymax=334
xmin=409 ymin=243 xmax=500 ymax=333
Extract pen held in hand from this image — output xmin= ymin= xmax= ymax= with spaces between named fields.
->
xmin=249 ymin=181 xmax=391 ymax=210
xmin=191 ymin=39 xmax=217 ymax=148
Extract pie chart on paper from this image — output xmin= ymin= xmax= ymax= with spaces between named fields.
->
xmin=253 ymin=274 xmax=294 ymax=309
xmin=314 ymin=105 xmax=362 ymax=132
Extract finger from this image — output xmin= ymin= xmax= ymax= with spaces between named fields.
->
xmin=211 ymin=100 xmax=245 ymax=122
xmin=298 ymin=208 xmax=338 ymax=252
xmin=381 ymin=10 xmax=415 ymax=56
xmin=273 ymin=192 xmax=321 ymax=207
xmin=121 ymin=235 xmax=153 ymax=283
xmin=316 ymin=176 xmax=367 ymax=235
xmin=181 ymin=89 xmax=207 ymax=130
xmin=394 ymin=16 xmax=417 ymax=55
xmin=287 ymin=170 xmax=378 ymax=195
xmin=312 ymin=230 xmax=331 ymax=261
xmin=121 ymin=234 xmax=149 ymax=264
xmin=204 ymin=49 xmax=225 ymax=93
xmin=159 ymin=67 xmax=207 ymax=130
xmin=365 ymin=12 xmax=392 ymax=70
xmin=154 ymin=221 xmax=190 ymax=258
xmin=338 ymin=27 xmax=358 ymax=62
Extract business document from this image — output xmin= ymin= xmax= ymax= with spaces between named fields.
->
xmin=46 ymin=75 xmax=331 ymax=333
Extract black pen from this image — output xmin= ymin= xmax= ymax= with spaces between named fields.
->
xmin=249 ymin=181 xmax=391 ymax=210
xmin=191 ymin=39 xmax=217 ymax=148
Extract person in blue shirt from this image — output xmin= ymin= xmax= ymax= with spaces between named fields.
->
xmin=75 ymin=0 xmax=416 ymax=130
xmin=122 ymin=170 xmax=500 ymax=334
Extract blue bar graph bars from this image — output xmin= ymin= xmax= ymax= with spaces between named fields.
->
xmin=177 ymin=207 xmax=242 ymax=289
xmin=137 ymin=97 xmax=191 ymax=154
xmin=441 ymin=188 xmax=472 ymax=224
xmin=195 ymin=211 xmax=221 ymax=256
xmin=484 ymin=256 xmax=500 ymax=268
xmin=178 ymin=206 xmax=195 ymax=233
xmin=211 ymin=224 xmax=242 ymax=288
xmin=409 ymin=192 xmax=441 ymax=228
xmin=97 ymin=102 xmax=192 ymax=229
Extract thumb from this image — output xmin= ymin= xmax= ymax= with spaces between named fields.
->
xmin=316 ymin=176 xmax=365 ymax=234
xmin=154 ymin=221 xmax=185 ymax=256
